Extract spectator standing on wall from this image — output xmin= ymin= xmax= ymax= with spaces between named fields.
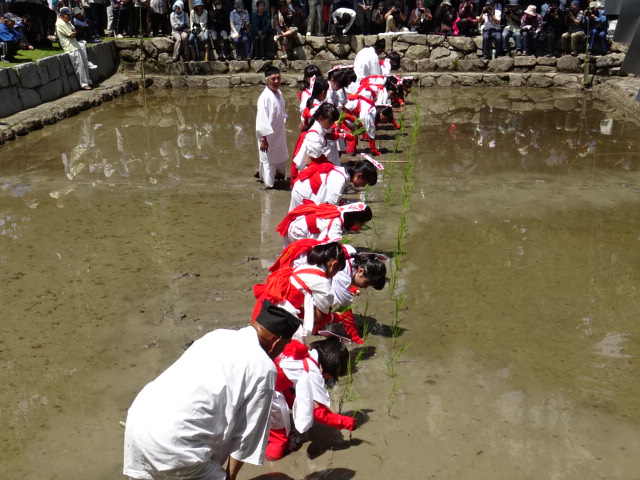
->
xmin=384 ymin=0 xmax=408 ymax=32
xmin=251 ymin=0 xmax=269 ymax=60
xmin=408 ymin=0 xmax=432 ymax=34
xmin=479 ymin=0 xmax=502 ymax=59
xmin=520 ymin=4 xmax=541 ymax=56
xmin=561 ymin=0 xmax=584 ymax=56
xmin=355 ymin=0 xmax=374 ymax=35
xmin=307 ymin=0 xmax=322 ymax=35
xmin=502 ymin=0 xmax=522 ymax=56
xmin=148 ymin=0 xmax=169 ymax=36
xmin=88 ymin=0 xmax=108 ymax=38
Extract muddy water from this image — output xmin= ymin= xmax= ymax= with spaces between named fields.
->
xmin=1 ymin=87 xmax=639 ymax=480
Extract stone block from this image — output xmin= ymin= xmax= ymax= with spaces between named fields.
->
xmin=327 ymin=42 xmax=351 ymax=58
xmin=457 ymin=75 xmax=480 ymax=87
xmin=595 ymin=52 xmax=624 ymax=68
xmin=315 ymin=50 xmax=337 ymax=61
xmin=400 ymin=58 xmax=417 ymax=71
xmin=426 ymin=34 xmax=445 ymax=47
xmin=185 ymin=76 xmax=206 ymax=87
xmin=508 ymin=74 xmax=527 ymax=87
xmin=532 ymin=66 xmax=555 ymax=73
xmin=17 ymin=87 xmax=42 ymax=109
xmin=430 ymin=46 xmax=450 ymax=60
xmin=405 ymin=44 xmax=430 ymax=60
xmin=239 ymin=73 xmax=264 ymax=85
xmin=152 ymin=37 xmax=175 ymax=53
xmin=206 ymin=77 xmax=231 ymax=88
xmin=305 ymin=36 xmax=327 ymax=50
xmin=36 ymin=58 xmax=50 ymax=85
xmin=437 ymin=74 xmax=455 ymax=86
xmin=228 ymin=60 xmax=250 ymax=73
xmin=415 ymin=58 xmax=436 ymax=71
xmin=446 ymin=36 xmax=477 ymax=53
xmin=392 ymin=41 xmax=411 ymax=54
xmin=298 ymin=45 xmax=313 ymax=60
xmin=482 ymin=74 xmax=507 ymax=86
xmin=514 ymin=55 xmax=537 ymax=68
xmin=92 ymin=42 xmax=116 ymax=79
xmin=487 ymin=56 xmax=513 ymax=72
xmin=114 ymin=38 xmax=138 ymax=49
xmin=0 ymin=86 xmax=23 ymax=117
xmin=351 ymin=35 xmax=364 ymax=52
xmin=556 ymin=55 xmax=580 ymax=73
xmin=537 ymin=56 xmax=557 ymax=66
xmin=610 ymin=41 xmax=628 ymax=54
xmin=553 ymin=74 xmax=579 ymax=86
xmin=458 ymin=58 xmax=486 ymax=71
xmin=435 ymin=58 xmax=454 ymax=70
xmin=143 ymin=40 xmax=159 ymax=59
xmin=528 ymin=74 xmax=554 ymax=87
xmin=38 ymin=78 xmax=64 ymax=103
xmin=165 ymin=61 xmax=187 ymax=75
xmin=120 ymin=49 xmax=142 ymax=62
xmin=22 ymin=117 xmax=44 ymax=132
xmin=419 ymin=74 xmax=436 ymax=87
xmin=402 ymin=33 xmax=427 ymax=45
xmin=0 ymin=67 xmax=19 ymax=87
xmin=289 ymin=60 xmax=307 ymax=71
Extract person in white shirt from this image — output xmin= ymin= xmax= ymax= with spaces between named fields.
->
xmin=123 ymin=301 xmax=302 ymax=480
xmin=479 ymin=0 xmax=503 ymax=59
xmin=256 ymin=66 xmax=289 ymax=188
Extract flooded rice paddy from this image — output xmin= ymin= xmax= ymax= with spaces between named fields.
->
xmin=1 ymin=87 xmax=639 ymax=480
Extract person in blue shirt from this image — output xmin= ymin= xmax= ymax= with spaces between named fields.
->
xmin=1 ymin=12 xmax=33 ymax=62
xmin=586 ymin=2 xmax=608 ymax=55
xmin=251 ymin=0 xmax=270 ymax=60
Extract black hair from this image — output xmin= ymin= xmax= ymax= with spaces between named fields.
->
xmin=352 ymin=253 xmax=387 ymax=290
xmin=387 ymin=51 xmax=401 ymax=69
xmin=264 ymin=65 xmax=281 ymax=78
xmin=307 ymin=77 xmax=329 ymax=109
xmin=328 ymin=69 xmax=349 ymax=90
xmin=307 ymin=241 xmax=347 ymax=272
xmin=309 ymin=337 xmax=349 ymax=378
xmin=375 ymin=105 xmax=394 ymax=125
xmin=302 ymin=64 xmax=322 ymax=90
xmin=256 ymin=0 xmax=265 ymax=6
xmin=341 ymin=12 xmax=352 ymax=23
xmin=345 ymin=160 xmax=378 ymax=186
xmin=345 ymin=68 xmax=357 ymax=86
xmin=385 ymin=75 xmax=398 ymax=89
xmin=342 ymin=206 xmax=373 ymax=231
xmin=312 ymin=102 xmax=339 ymax=123
xmin=374 ymin=38 xmax=386 ymax=52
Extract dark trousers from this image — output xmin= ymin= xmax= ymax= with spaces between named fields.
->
xmin=482 ymin=28 xmax=503 ymax=58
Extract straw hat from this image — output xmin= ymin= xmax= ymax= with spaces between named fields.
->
xmin=524 ymin=4 xmax=537 ymax=15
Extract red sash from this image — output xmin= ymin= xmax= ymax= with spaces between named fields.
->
xmin=276 ymin=201 xmax=341 ymax=237
xmin=295 ymin=160 xmax=335 ymax=194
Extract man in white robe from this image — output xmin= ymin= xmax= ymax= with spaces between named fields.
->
xmin=256 ymin=66 xmax=288 ymax=189
xmin=123 ymin=301 xmax=301 ymax=480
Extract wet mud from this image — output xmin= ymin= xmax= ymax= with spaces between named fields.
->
xmin=1 ymin=87 xmax=639 ymax=480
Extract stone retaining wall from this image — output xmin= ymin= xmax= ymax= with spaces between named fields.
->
xmin=0 ymin=41 xmax=119 ymax=118
xmin=114 ymin=33 xmax=629 ymax=78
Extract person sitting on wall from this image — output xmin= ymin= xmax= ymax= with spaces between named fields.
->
xmin=170 ymin=0 xmax=190 ymax=62
xmin=538 ymin=2 xmax=563 ymax=57
xmin=55 ymin=7 xmax=96 ymax=90
xmin=275 ymin=2 xmax=298 ymax=61
xmin=209 ymin=0 xmax=232 ymax=61
xmin=71 ymin=7 xmax=97 ymax=43
xmin=384 ymin=0 xmax=408 ymax=32
xmin=433 ymin=0 xmax=457 ymax=35
xmin=408 ymin=0 xmax=433 ymax=34
xmin=454 ymin=0 xmax=478 ymax=36
xmin=586 ymin=1 xmax=608 ymax=55
xmin=502 ymin=0 xmax=523 ymax=56
xmin=478 ymin=0 xmax=503 ymax=59
xmin=520 ymin=4 xmax=542 ymax=56
xmin=0 ymin=12 xmax=33 ymax=62
xmin=189 ymin=0 xmax=209 ymax=61
xmin=561 ymin=0 xmax=585 ymax=56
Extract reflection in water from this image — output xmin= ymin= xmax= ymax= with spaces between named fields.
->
xmin=1 ymin=88 xmax=640 ymax=480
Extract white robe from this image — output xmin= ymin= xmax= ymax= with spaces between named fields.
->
xmin=255 ymin=86 xmax=288 ymax=166
xmin=285 ymin=214 xmax=343 ymax=246
xmin=352 ymin=46 xmax=382 ymax=92
xmin=123 ymin=327 xmax=276 ymax=480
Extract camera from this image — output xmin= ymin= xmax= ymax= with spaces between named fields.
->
xmin=192 ymin=22 xmax=201 ymax=34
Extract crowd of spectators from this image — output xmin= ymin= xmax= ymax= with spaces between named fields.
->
xmin=0 ymin=0 xmax=612 ymax=63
